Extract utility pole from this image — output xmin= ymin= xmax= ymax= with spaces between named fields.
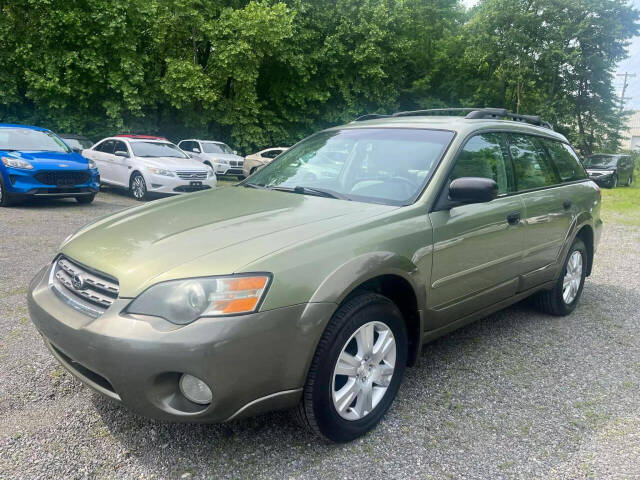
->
xmin=617 ymin=72 xmax=636 ymax=113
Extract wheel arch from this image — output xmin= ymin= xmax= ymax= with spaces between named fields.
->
xmin=309 ymin=253 xmax=426 ymax=367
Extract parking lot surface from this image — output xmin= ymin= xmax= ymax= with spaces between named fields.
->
xmin=1 ymin=189 xmax=639 ymax=479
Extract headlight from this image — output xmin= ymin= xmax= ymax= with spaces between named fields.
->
xmin=88 ymin=159 xmax=98 ymax=170
xmin=216 ymin=158 xmax=229 ymax=165
xmin=124 ymin=274 xmax=271 ymax=324
xmin=147 ymin=166 xmax=175 ymax=177
xmin=1 ymin=156 xmax=33 ymax=170
xmin=600 ymin=170 xmax=614 ymax=175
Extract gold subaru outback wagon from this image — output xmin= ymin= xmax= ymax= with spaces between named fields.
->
xmin=28 ymin=108 xmax=602 ymax=442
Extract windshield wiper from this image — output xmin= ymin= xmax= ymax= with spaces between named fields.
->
xmin=270 ymin=185 xmax=350 ymax=200
xmin=243 ymin=182 xmax=268 ymax=189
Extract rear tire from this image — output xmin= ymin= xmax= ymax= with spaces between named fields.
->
xmin=0 ymin=176 xmax=15 ymax=207
xmin=129 ymin=172 xmax=147 ymax=201
xmin=296 ymin=293 xmax=407 ymax=443
xmin=75 ymin=194 xmax=95 ymax=204
xmin=627 ymin=175 xmax=633 ymax=186
xmin=532 ymin=238 xmax=587 ymax=316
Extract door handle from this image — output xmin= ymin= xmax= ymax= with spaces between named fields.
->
xmin=506 ymin=212 xmax=521 ymax=225
xmin=563 ymin=200 xmax=572 ymax=210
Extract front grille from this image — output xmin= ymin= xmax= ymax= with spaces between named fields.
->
xmin=34 ymin=171 xmax=90 ymax=186
xmin=176 ymin=170 xmax=207 ymax=180
xmin=49 ymin=256 xmax=119 ymax=317
xmin=230 ymin=160 xmax=243 ymax=167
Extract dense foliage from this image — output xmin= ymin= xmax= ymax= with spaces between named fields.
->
xmin=0 ymin=0 xmax=637 ymax=154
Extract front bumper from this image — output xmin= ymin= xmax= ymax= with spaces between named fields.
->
xmin=145 ymin=173 xmax=217 ymax=195
xmin=2 ymin=167 xmax=100 ymax=197
xmin=587 ymin=172 xmax=615 ymax=186
xmin=214 ymin=163 xmax=244 ymax=176
xmin=28 ymin=265 xmax=335 ymax=422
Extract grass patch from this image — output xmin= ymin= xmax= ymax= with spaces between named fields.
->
xmin=600 ymin=182 xmax=640 ymax=227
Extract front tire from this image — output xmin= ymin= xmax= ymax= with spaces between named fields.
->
xmin=0 ymin=176 xmax=15 ymax=207
xmin=75 ymin=194 xmax=95 ymax=204
xmin=296 ymin=293 xmax=407 ymax=442
xmin=533 ymin=238 xmax=587 ymax=316
xmin=608 ymin=174 xmax=618 ymax=189
xmin=129 ymin=172 xmax=147 ymax=201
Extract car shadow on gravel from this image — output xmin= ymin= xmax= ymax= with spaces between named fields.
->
xmin=88 ymin=280 xmax=640 ymax=477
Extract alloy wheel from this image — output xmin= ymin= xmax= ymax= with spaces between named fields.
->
xmin=562 ymin=251 xmax=583 ymax=304
xmin=131 ymin=175 xmax=146 ymax=199
xmin=332 ymin=321 xmax=396 ymax=421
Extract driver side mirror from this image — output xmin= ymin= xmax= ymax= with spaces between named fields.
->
xmin=448 ymin=177 xmax=498 ymax=204
xmin=233 ymin=150 xmax=238 ymax=155
xmin=114 ymin=150 xmax=129 ymax=158
xmin=192 ymin=147 xmax=200 ymax=153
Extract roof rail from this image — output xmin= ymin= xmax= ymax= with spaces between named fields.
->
xmin=354 ymin=107 xmax=553 ymax=130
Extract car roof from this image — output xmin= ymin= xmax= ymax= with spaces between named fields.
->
xmin=101 ymin=137 xmax=171 ymax=144
xmin=59 ymin=133 xmax=91 ymax=140
xmin=0 ymin=123 xmax=49 ymax=132
xmin=335 ymin=116 xmax=569 ymax=142
xmin=183 ymin=139 xmax=227 ymax=145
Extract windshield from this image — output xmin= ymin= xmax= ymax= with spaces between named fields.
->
xmin=131 ymin=142 xmax=189 ymax=158
xmin=583 ymin=155 xmax=618 ymax=168
xmin=202 ymin=142 xmax=234 ymax=154
xmin=0 ymin=128 xmax=71 ymax=153
xmin=246 ymin=128 xmax=454 ymax=205
xmin=63 ymin=138 xmax=93 ymax=150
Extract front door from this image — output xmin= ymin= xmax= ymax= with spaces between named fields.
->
xmin=110 ymin=140 xmax=131 ymax=186
xmin=428 ymin=132 xmax=525 ymax=329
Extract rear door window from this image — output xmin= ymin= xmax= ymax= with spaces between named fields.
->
xmin=540 ymin=138 xmax=587 ymax=182
xmin=508 ymin=134 xmax=560 ymax=190
xmin=450 ymin=133 xmax=514 ymax=194
xmin=95 ymin=140 xmax=115 ymax=154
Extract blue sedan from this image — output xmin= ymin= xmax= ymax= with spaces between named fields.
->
xmin=0 ymin=124 xmax=100 ymax=206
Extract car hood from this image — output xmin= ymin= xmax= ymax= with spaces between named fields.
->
xmin=1 ymin=150 xmax=88 ymax=169
xmin=61 ymin=187 xmax=395 ymax=296
xmin=139 ymin=156 xmax=209 ymax=170
xmin=201 ymin=153 xmax=243 ymax=162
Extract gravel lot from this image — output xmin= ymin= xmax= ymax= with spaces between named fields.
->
xmin=1 ymin=188 xmax=639 ymax=479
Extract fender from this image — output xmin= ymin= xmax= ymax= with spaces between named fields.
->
xmin=309 ymin=251 xmax=427 ymax=308
xmin=554 ymin=212 xmax=596 ymax=280
xmin=308 ymin=251 xmax=428 ymax=366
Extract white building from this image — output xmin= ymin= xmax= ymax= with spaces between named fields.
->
xmin=622 ymin=110 xmax=640 ymax=150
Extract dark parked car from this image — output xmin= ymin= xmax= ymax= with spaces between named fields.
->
xmin=583 ymin=154 xmax=634 ymax=188
xmin=59 ymin=134 xmax=94 ymax=153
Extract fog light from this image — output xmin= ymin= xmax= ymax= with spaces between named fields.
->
xmin=179 ymin=374 xmax=212 ymax=405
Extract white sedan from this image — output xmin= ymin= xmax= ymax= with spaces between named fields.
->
xmin=83 ymin=135 xmax=216 ymax=200
xmin=243 ymin=147 xmax=289 ymax=177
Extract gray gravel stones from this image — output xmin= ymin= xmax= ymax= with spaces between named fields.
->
xmin=1 ymin=191 xmax=639 ymax=479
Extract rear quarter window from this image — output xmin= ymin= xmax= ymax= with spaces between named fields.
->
xmin=541 ymin=138 xmax=588 ymax=182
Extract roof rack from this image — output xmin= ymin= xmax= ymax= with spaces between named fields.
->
xmin=354 ymin=107 xmax=553 ymax=130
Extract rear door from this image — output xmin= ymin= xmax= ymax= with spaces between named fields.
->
xmin=508 ymin=133 xmax=582 ymax=290
xmin=428 ymin=132 xmax=525 ymax=328
xmin=90 ymin=140 xmax=115 ymax=183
